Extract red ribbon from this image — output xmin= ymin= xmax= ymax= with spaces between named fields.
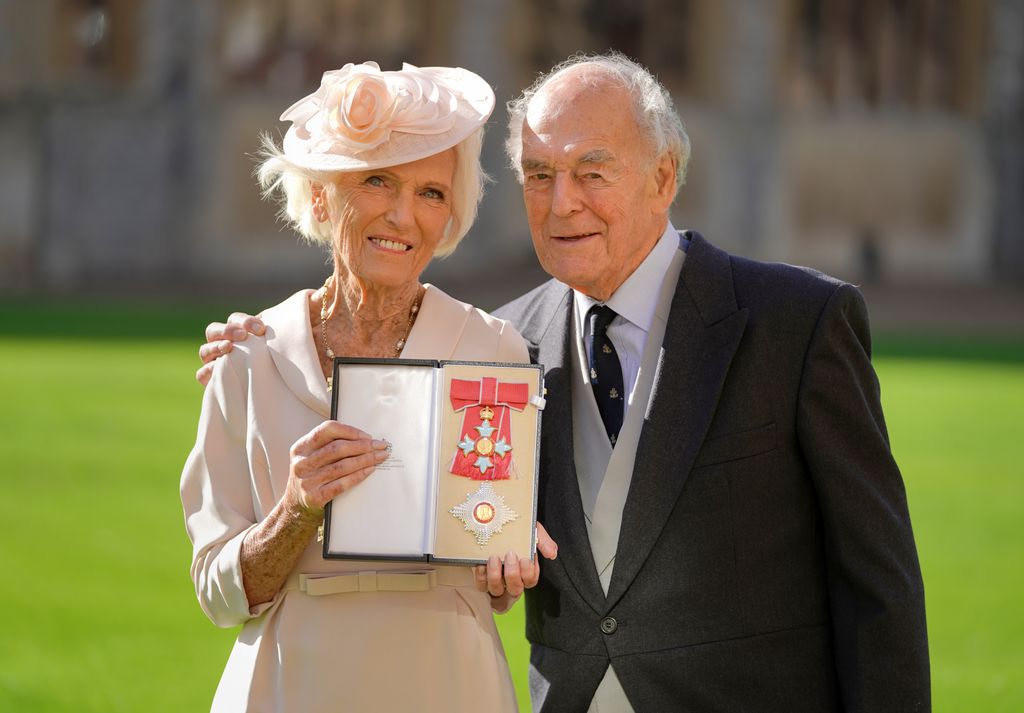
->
xmin=449 ymin=377 xmax=528 ymax=480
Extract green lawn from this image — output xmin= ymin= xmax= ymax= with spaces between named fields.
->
xmin=0 ymin=301 xmax=1021 ymax=711
xmin=876 ymin=354 xmax=1024 ymax=710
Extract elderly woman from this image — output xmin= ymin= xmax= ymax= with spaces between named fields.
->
xmin=182 ymin=62 xmax=552 ymax=712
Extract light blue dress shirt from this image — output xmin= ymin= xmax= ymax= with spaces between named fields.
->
xmin=573 ymin=222 xmax=685 ymax=420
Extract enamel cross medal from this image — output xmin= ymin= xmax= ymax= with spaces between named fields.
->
xmin=454 ymin=405 xmax=513 ymax=477
xmin=448 ymin=377 xmax=528 ymax=480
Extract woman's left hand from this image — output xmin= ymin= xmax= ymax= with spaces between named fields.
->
xmin=474 ymin=522 xmax=558 ymax=613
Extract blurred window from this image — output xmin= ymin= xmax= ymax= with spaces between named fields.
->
xmin=509 ymin=0 xmax=697 ymax=98
xmin=217 ymin=0 xmax=457 ymax=91
xmin=55 ymin=0 xmax=139 ymax=86
xmin=782 ymin=0 xmax=987 ymax=115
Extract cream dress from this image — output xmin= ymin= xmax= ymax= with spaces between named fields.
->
xmin=181 ymin=286 xmax=527 ymax=712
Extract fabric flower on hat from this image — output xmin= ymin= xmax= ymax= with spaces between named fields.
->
xmin=281 ymin=62 xmax=460 ymax=155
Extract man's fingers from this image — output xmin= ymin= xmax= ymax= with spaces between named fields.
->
xmin=473 ymin=565 xmax=488 ymax=592
xmin=502 ymin=551 xmax=525 ymax=597
xmin=204 ymin=313 xmax=264 ymax=347
xmin=228 ymin=312 xmax=265 ymax=336
xmin=244 ymin=316 xmax=266 ymax=336
xmin=536 ymin=522 xmax=558 ymax=560
xmin=196 ymin=363 xmax=215 ymax=387
xmin=520 ymin=556 xmax=540 ymax=589
xmin=203 ymin=320 xmax=253 ymax=343
xmin=204 ymin=321 xmax=228 ymax=342
xmin=197 ymin=340 xmax=233 ymax=385
xmin=199 ymin=339 xmax=234 ymax=364
xmin=485 ymin=555 xmax=506 ymax=597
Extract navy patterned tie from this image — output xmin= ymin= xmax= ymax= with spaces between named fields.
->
xmin=587 ymin=305 xmax=625 ymax=445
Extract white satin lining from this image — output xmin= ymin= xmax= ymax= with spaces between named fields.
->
xmin=328 ymin=364 xmax=439 ymax=557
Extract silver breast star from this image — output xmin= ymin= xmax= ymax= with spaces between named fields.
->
xmin=449 ymin=482 xmax=519 ymax=547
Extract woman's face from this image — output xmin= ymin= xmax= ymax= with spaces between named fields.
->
xmin=328 ymin=149 xmax=457 ymax=290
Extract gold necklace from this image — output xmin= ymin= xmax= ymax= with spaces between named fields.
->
xmin=320 ymin=275 xmax=423 ymax=363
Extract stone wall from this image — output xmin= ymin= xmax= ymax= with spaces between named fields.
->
xmin=0 ymin=0 xmax=1018 ymax=296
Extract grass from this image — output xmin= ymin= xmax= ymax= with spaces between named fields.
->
xmin=876 ymin=356 xmax=1024 ymax=710
xmin=0 ymin=300 xmax=1021 ymax=711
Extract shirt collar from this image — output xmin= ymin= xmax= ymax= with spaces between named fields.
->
xmin=574 ymin=221 xmax=680 ymax=334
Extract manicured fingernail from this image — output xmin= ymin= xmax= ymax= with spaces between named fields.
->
xmin=372 ymin=439 xmax=388 ymax=449
xmin=229 ymin=327 xmax=246 ymax=339
xmin=375 ymin=450 xmax=388 ymax=462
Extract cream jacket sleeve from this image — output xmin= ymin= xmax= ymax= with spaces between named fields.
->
xmin=181 ymin=353 xmax=259 ymax=628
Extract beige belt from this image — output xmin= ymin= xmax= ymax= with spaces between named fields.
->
xmin=286 ymin=569 xmax=466 ymax=596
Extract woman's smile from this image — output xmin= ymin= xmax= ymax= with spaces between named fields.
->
xmin=368 ymin=236 xmax=413 ymax=252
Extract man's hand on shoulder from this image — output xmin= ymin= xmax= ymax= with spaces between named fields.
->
xmin=196 ymin=312 xmax=265 ymax=386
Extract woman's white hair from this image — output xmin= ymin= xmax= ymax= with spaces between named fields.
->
xmin=505 ymin=51 xmax=690 ymax=194
xmin=256 ymin=128 xmax=487 ymax=258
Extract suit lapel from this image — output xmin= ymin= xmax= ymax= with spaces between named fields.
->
xmin=606 ymin=233 xmax=749 ymax=607
xmin=529 ymin=283 xmax=607 ymax=612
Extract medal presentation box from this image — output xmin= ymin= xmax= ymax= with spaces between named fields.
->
xmin=324 ymin=358 xmax=544 ymax=564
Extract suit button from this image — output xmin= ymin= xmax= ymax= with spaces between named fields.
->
xmin=600 ymin=617 xmax=618 ymax=635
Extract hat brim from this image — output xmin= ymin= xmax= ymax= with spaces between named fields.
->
xmin=281 ymin=66 xmax=495 ymax=173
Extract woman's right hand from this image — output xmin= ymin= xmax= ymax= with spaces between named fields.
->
xmin=240 ymin=421 xmax=387 ymax=606
xmin=284 ymin=421 xmax=390 ymax=516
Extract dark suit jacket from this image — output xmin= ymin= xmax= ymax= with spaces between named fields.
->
xmin=494 ymin=232 xmax=929 ymax=712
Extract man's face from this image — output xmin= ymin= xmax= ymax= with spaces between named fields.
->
xmin=518 ymin=69 xmax=675 ymax=301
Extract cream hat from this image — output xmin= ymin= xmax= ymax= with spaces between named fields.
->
xmin=279 ymin=62 xmax=495 ymax=172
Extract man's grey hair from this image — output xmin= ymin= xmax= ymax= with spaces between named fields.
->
xmin=505 ymin=51 xmax=691 ymax=195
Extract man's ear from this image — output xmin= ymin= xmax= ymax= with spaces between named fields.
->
xmin=651 ymin=152 xmax=677 ymax=210
xmin=311 ymin=182 xmax=329 ymax=223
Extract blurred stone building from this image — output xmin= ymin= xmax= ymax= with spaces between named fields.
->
xmin=0 ymin=0 xmax=1021 ymax=303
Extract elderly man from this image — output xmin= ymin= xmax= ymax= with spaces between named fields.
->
xmin=200 ymin=53 xmax=930 ymax=712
